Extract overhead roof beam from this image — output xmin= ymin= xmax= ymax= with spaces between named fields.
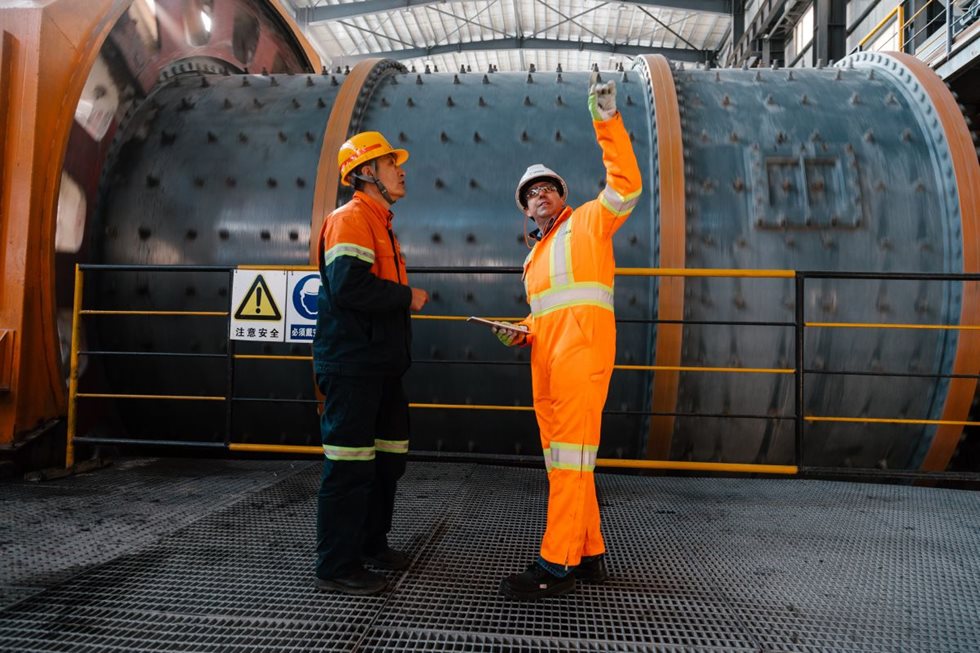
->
xmin=434 ymin=0 xmax=507 ymax=43
xmin=635 ymin=5 xmax=700 ymax=51
xmin=532 ymin=0 xmax=612 ymax=45
xmin=513 ymin=0 xmax=526 ymax=72
xmin=331 ymin=37 xmax=710 ymax=63
xmin=301 ymin=0 xmax=730 ymax=24
xmin=337 ymin=19 xmax=416 ymax=49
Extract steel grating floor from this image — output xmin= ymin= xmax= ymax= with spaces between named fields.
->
xmin=1 ymin=458 xmax=979 ymax=652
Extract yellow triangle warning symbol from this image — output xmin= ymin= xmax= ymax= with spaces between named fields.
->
xmin=234 ymin=275 xmax=282 ymax=321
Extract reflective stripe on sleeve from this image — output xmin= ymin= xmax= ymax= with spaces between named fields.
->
xmin=323 ymin=445 xmax=376 ymax=461
xmin=375 ymin=439 xmax=409 ymax=454
xmin=600 ymin=185 xmax=642 ymax=217
xmin=529 ymin=282 xmax=614 ymax=318
xmin=323 ymin=243 xmax=375 ymax=268
xmin=550 ymin=442 xmax=598 ymax=472
xmin=543 ymin=447 xmax=552 ymax=473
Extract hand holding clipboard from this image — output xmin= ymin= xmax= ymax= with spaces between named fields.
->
xmin=467 ymin=317 xmax=529 ymax=347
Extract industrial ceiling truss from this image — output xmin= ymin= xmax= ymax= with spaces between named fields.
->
xmin=287 ymin=0 xmax=731 ymax=71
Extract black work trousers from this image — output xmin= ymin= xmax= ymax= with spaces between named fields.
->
xmin=315 ymin=373 xmax=409 ymax=580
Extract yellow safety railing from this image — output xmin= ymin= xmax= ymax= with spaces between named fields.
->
xmin=65 ymin=265 xmax=232 ymax=467
xmin=65 ymin=265 xmax=85 ymax=469
xmin=808 ymin=416 xmax=980 ymax=427
xmin=801 ymin=272 xmax=980 ymax=437
xmin=75 ymin=393 xmax=225 ymax=401
xmin=859 ymin=2 xmax=906 ymax=51
xmin=224 ymin=443 xmax=796 ymax=475
xmin=807 ymin=322 xmax=980 ymax=331
xmin=855 ymin=0 xmax=974 ymax=62
xmin=66 ymin=263 xmax=980 ymax=481
xmin=79 ymin=310 xmax=229 ymax=317
xmin=617 ymin=267 xmax=794 ymax=278
xmin=67 ymin=264 xmax=800 ymax=475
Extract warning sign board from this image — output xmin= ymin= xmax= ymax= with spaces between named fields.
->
xmin=235 ymin=275 xmax=283 ymax=320
xmin=230 ymin=270 xmax=287 ymax=342
xmin=285 ymin=271 xmax=321 ymax=343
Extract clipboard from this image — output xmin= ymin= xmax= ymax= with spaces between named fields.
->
xmin=466 ymin=317 xmax=528 ymax=334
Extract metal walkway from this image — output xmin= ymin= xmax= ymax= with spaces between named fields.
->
xmin=1 ymin=458 xmax=979 ymax=652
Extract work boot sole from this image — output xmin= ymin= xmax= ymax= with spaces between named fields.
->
xmin=498 ymin=576 xmax=576 ymax=601
xmin=316 ymin=577 xmax=387 ymax=596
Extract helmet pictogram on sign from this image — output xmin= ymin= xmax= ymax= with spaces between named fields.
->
xmin=291 ymin=273 xmax=320 ymax=321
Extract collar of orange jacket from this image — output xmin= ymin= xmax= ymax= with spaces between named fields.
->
xmin=352 ymin=190 xmax=394 ymax=228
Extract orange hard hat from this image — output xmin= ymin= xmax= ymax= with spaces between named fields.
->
xmin=337 ymin=131 xmax=409 ymax=186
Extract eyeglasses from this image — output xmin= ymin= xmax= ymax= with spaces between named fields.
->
xmin=525 ymin=184 xmax=558 ymax=199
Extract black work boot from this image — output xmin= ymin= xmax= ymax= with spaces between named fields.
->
xmin=316 ymin=567 xmax=388 ymax=595
xmin=500 ymin=562 xmax=575 ymax=600
xmin=362 ymin=545 xmax=411 ymax=571
xmin=573 ymin=554 xmax=608 ymax=583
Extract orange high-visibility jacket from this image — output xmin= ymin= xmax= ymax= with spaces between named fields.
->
xmin=520 ymin=112 xmax=642 ymax=364
xmin=520 ymin=112 xmax=642 ymax=567
xmin=313 ymin=191 xmax=413 ymax=376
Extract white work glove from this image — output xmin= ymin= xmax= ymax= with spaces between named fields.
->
xmin=491 ymin=324 xmax=528 ymax=348
xmin=588 ymin=74 xmax=617 ymax=121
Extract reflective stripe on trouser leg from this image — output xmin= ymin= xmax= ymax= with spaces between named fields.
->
xmin=550 ymin=441 xmax=598 ymax=471
xmin=323 ymin=445 xmax=375 ymax=460
xmin=316 ymin=374 xmax=383 ymax=579
xmin=317 ymin=375 xmax=408 ymax=578
xmin=375 ymin=439 xmax=409 ymax=454
xmin=538 ymin=360 xmax=612 ymax=568
xmin=364 ymin=376 xmax=410 ymax=554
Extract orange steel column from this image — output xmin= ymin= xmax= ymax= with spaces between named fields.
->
xmin=0 ymin=31 xmax=13 ymax=395
xmin=267 ymin=0 xmax=322 ymax=71
xmin=638 ymin=54 xmax=686 ymax=461
xmin=0 ymin=1 xmax=129 ymax=447
xmin=309 ymin=58 xmax=386 ymax=264
xmin=891 ymin=53 xmax=980 ymax=471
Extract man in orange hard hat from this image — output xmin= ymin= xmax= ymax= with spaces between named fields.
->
xmin=494 ymin=76 xmax=642 ymax=600
xmin=313 ymin=131 xmax=429 ymax=595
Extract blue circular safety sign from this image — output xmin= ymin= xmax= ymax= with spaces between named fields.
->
xmin=292 ymin=273 xmax=320 ymax=321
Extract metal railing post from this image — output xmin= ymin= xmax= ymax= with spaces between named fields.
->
xmin=65 ymin=265 xmax=84 ymax=469
xmin=899 ymin=4 xmax=906 ymax=52
xmin=794 ymin=271 xmax=805 ymax=472
xmin=224 ymin=268 xmax=235 ymax=448
xmin=946 ymin=0 xmax=953 ymax=58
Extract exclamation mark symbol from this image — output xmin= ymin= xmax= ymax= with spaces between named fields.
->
xmin=256 ymin=287 xmax=263 ymax=314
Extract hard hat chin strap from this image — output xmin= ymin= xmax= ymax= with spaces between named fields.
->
xmin=350 ymin=170 xmax=396 ymax=205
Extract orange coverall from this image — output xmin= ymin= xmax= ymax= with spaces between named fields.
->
xmin=520 ymin=113 xmax=642 ymax=568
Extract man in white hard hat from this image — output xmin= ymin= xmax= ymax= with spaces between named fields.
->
xmin=494 ymin=76 xmax=642 ymax=600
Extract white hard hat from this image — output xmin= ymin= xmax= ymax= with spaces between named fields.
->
xmin=515 ymin=164 xmax=568 ymax=211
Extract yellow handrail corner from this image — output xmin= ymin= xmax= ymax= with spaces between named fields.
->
xmin=65 ymin=266 xmax=85 ymax=469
